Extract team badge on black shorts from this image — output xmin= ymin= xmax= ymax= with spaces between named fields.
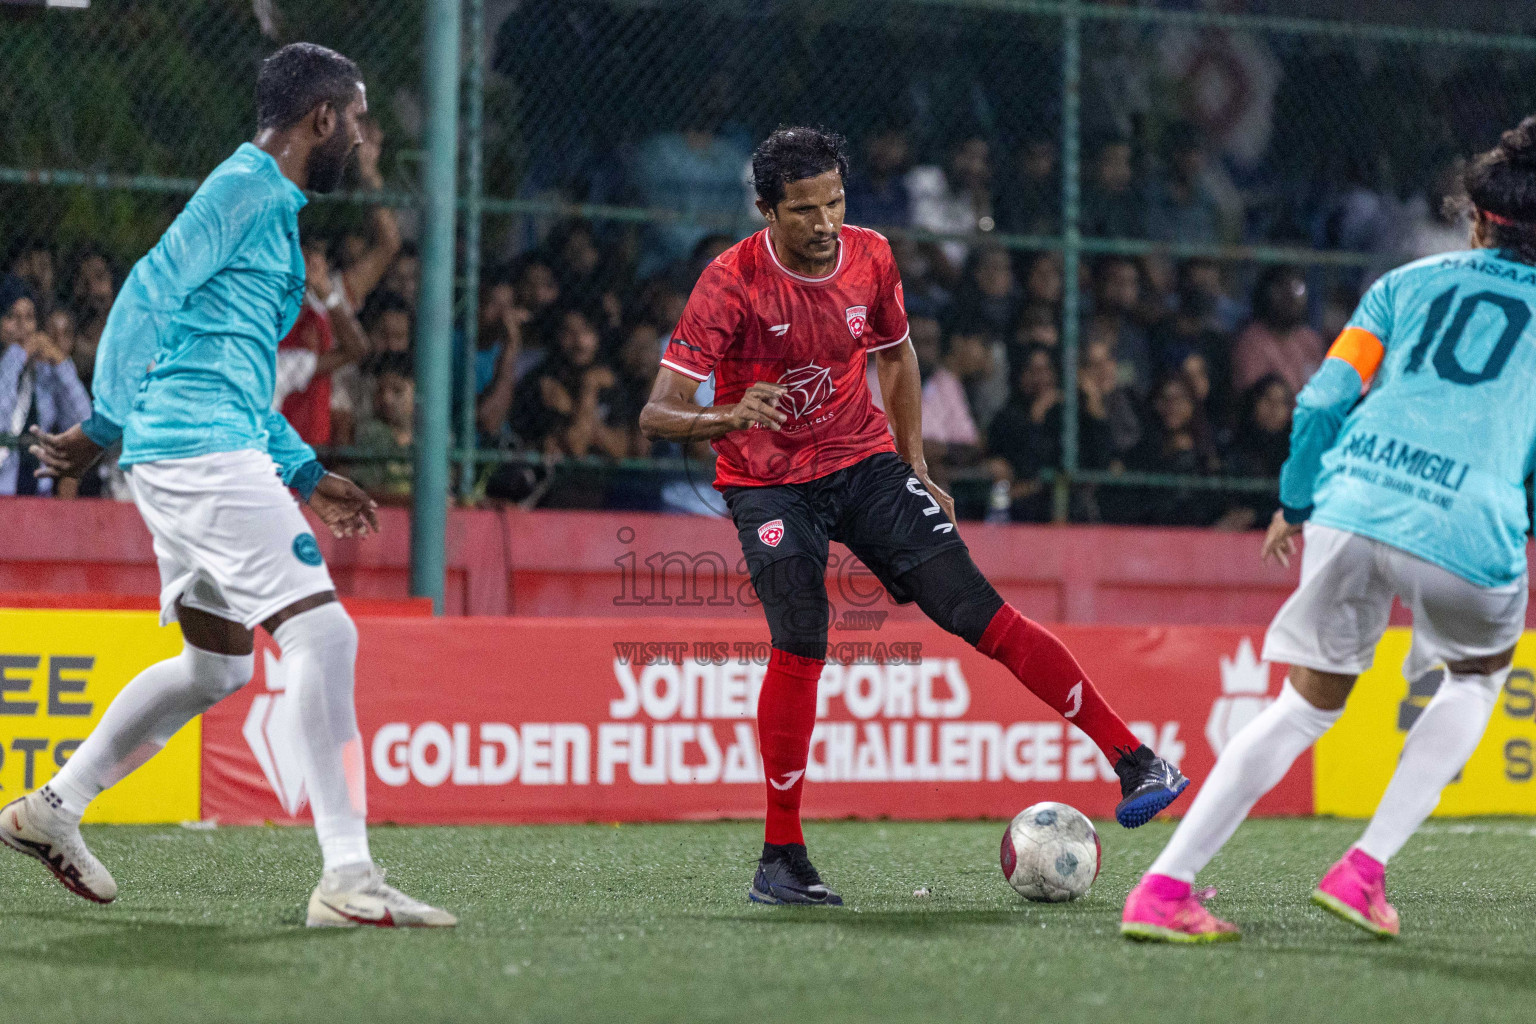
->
xmin=292 ymin=533 xmax=323 ymax=566
xmin=757 ymin=519 xmax=785 ymax=547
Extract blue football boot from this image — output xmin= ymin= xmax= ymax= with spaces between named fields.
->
xmin=1113 ymin=745 xmax=1190 ymax=828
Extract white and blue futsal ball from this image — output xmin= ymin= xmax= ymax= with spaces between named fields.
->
xmin=1000 ymin=801 xmax=1101 ymax=903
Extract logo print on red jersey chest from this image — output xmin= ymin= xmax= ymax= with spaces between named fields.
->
xmin=845 ymin=305 xmax=868 ymax=340
xmin=776 ymin=362 xmax=834 ymax=419
xmin=757 ymin=519 xmax=785 ymax=547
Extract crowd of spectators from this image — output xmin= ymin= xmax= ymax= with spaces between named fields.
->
xmin=0 ymin=73 xmax=1490 ymax=528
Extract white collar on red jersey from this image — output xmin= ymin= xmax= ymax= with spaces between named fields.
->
xmin=763 ymin=227 xmax=844 ymax=284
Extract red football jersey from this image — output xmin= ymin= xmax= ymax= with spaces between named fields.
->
xmin=661 ymin=225 xmax=910 ymax=489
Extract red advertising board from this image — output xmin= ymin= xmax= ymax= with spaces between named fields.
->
xmin=200 ymin=618 xmax=1311 ymax=825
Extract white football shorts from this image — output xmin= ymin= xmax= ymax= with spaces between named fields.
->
xmin=1262 ymin=523 xmax=1527 ymax=679
xmin=126 ymin=449 xmax=334 ymax=629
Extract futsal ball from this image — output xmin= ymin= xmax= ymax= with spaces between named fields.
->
xmin=1000 ymin=801 xmax=1101 ymax=902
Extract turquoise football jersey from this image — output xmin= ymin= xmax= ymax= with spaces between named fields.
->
xmin=1294 ymin=249 xmax=1536 ymax=586
xmin=82 ymin=143 xmax=317 ymax=483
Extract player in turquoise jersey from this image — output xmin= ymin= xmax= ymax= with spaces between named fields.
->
xmin=1123 ymin=116 xmax=1536 ymax=944
xmin=1 ymin=43 xmax=454 ymax=928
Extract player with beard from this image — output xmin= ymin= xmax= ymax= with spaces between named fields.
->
xmin=2 ymin=43 xmax=454 ymax=928
xmin=640 ymin=127 xmax=1189 ymax=905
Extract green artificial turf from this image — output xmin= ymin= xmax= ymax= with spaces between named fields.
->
xmin=1 ymin=818 xmax=1532 ymax=1023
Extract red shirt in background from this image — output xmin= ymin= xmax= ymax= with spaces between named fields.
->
xmin=278 ymin=300 xmax=335 ymax=445
xmin=1232 ymin=321 xmax=1325 ymax=399
xmin=661 ymin=225 xmax=910 ymax=489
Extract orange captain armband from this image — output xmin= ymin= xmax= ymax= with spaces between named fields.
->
xmin=1325 ymin=327 xmax=1385 ymax=385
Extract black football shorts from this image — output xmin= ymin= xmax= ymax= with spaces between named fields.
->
xmin=722 ymin=451 xmax=968 ymax=604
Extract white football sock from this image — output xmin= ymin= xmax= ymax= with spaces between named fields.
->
xmin=1355 ymin=668 xmax=1506 ymax=864
xmin=273 ymin=603 xmax=371 ymax=872
xmin=1149 ymin=680 xmax=1342 ymax=882
xmin=44 ymin=644 xmax=253 ymax=822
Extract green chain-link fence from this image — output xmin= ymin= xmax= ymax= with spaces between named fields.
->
xmin=5 ymin=1 xmax=1536 ymax=597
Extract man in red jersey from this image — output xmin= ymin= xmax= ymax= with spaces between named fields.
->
xmin=640 ymin=127 xmax=1188 ymax=906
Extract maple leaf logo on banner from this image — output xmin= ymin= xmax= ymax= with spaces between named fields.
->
xmin=1205 ymin=637 xmax=1275 ymax=757
xmin=241 ymin=649 xmax=309 ymax=816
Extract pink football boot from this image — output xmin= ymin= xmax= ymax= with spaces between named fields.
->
xmin=1311 ymin=848 xmax=1399 ymax=939
xmin=1121 ymin=873 xmax=1241 ymax=943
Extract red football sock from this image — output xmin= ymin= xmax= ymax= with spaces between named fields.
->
xmin=977 ymin=604 xmax=1139 ymax=761
xmin=756 ymin=648 xmax=824 ymax=846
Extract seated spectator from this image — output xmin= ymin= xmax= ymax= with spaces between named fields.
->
xmin=912 ymin=315 xmax=981 ymax=481
xmin=1078 ymin=338 xmax=1141 ymax=468
xmin=889 ymin=235 xmax=950 ymax=321
xmin=845 ymin=125 xmax=913 ymax=228
xmin=363 ymin=291 xmax=414 ymax=357
xmin=332 ymin=291 xmax=413 ymax=443
xmin=1149 ymin=269 xmax=1235 ymax=424
xmin=1181 ymin=351 xmax=1215 ymax=421
xmin=1230 ymin=371 xmax=1295 ymax=474
xmin=44 ymin=307 xmax=80 ymax=376
xmin=950 ymin=245 xmax=1018 ymax=341
xmin=550 ymin=220 xmax=626 ymax=333
xmin=1232 ymin=265 xmax=1324 ymax=398
xmin=1081 ymin=138 xmax=1142 ymax=239
xmin=462 ymin=276 xmax=537 ymax=405
xmin=10 ymin=242 xmax=56 ymax=315
xmin=1088 ymin=256 xmax=1152 ymax=395
xmin=1122 ymin=374 xmax=1225 ymax=526
xmin=985 ymin=344 xmax=1062 ymax=523
xmin=380 ymin=241 xmax=421 ymax=311
xmin=0 ymin=276 xmax=91 ymax=496
xmin=515 ymin=257 xmax=564 ymax=349
xmin=945 ymin=320 xmax=1008 ymax=432
xmin=1219 ymin=373 xmax=1294 ymax=530
xmin=1238 ymin=374 xmax=1297 ymax=464
xmin=67 ymin=247 xmax=117 ymax=390
xmin=1144 ymin=123 xmax=1226 ymax=244
xmin=1009 ymin=303 xmax=1059 ymax=376
xmin=1020 ymin=250 xmax=1063 ymax=309
xmin=1175 ymin=258 xmax=1245 ymax=335
xmin=273 ymin=237 xmax=370 ymax=446
xmin=607 ymin=321 xmax=664 ymax=458
xmin=996 ymin=136 xmax=1059 ymax=237
xmin=510 ymin=309 xmax=627 ymax=458
xmin=349 ymin=352 xmax=415 ymax=500
xmin=908 ymin=135 xmax=994 ymax=276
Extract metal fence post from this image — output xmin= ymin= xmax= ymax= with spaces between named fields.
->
xmin=1055 ymin=1 xmax=1083 ymax=523
xmin=411 ymin=0 xmax=462 ymax=613
xmin=458 ymin=0 xmax=485 ymax=503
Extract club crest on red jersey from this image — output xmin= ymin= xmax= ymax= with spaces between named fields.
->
xmin=845 ymin=305 xmax=868 ymax=340
xmin=775 ymin=362 xmax=834 ymax=419
xmin=757 ymin=519 xmax=785 ymax=547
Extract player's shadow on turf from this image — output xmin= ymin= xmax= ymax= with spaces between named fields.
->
xmin=1258 ymin=937 xmax=1536 ymax=993
xmin=723 ymin=909 xmax=1051 ymax=932
xmin=0 ymin=914 xmax=316 ymax=975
